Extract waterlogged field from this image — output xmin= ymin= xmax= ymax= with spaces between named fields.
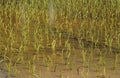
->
xmin=0 ymin=0 xmax=120 ymax=78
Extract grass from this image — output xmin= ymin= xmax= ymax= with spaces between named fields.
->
xmin=0 ymin=0 xmax=120 ymax=78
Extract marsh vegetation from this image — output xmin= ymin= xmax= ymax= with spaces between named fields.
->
xmin=0 ymin=0 xmax=120 ymax=78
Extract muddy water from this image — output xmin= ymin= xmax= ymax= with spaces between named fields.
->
xmin=0 ymin=48 xmax=120 ymax=78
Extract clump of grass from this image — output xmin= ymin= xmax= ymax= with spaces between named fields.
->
xmin=51 ymin=39 xmax=56 ymax=54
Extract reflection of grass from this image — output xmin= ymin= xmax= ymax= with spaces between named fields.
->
xmin=0 ymin=0 xmax=120 ymax=77
xmin=113 ymin=54 xmax=119 ymax=70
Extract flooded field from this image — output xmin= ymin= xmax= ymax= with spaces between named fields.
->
xmin=0 ymin=0 xmax=120 ymax=78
